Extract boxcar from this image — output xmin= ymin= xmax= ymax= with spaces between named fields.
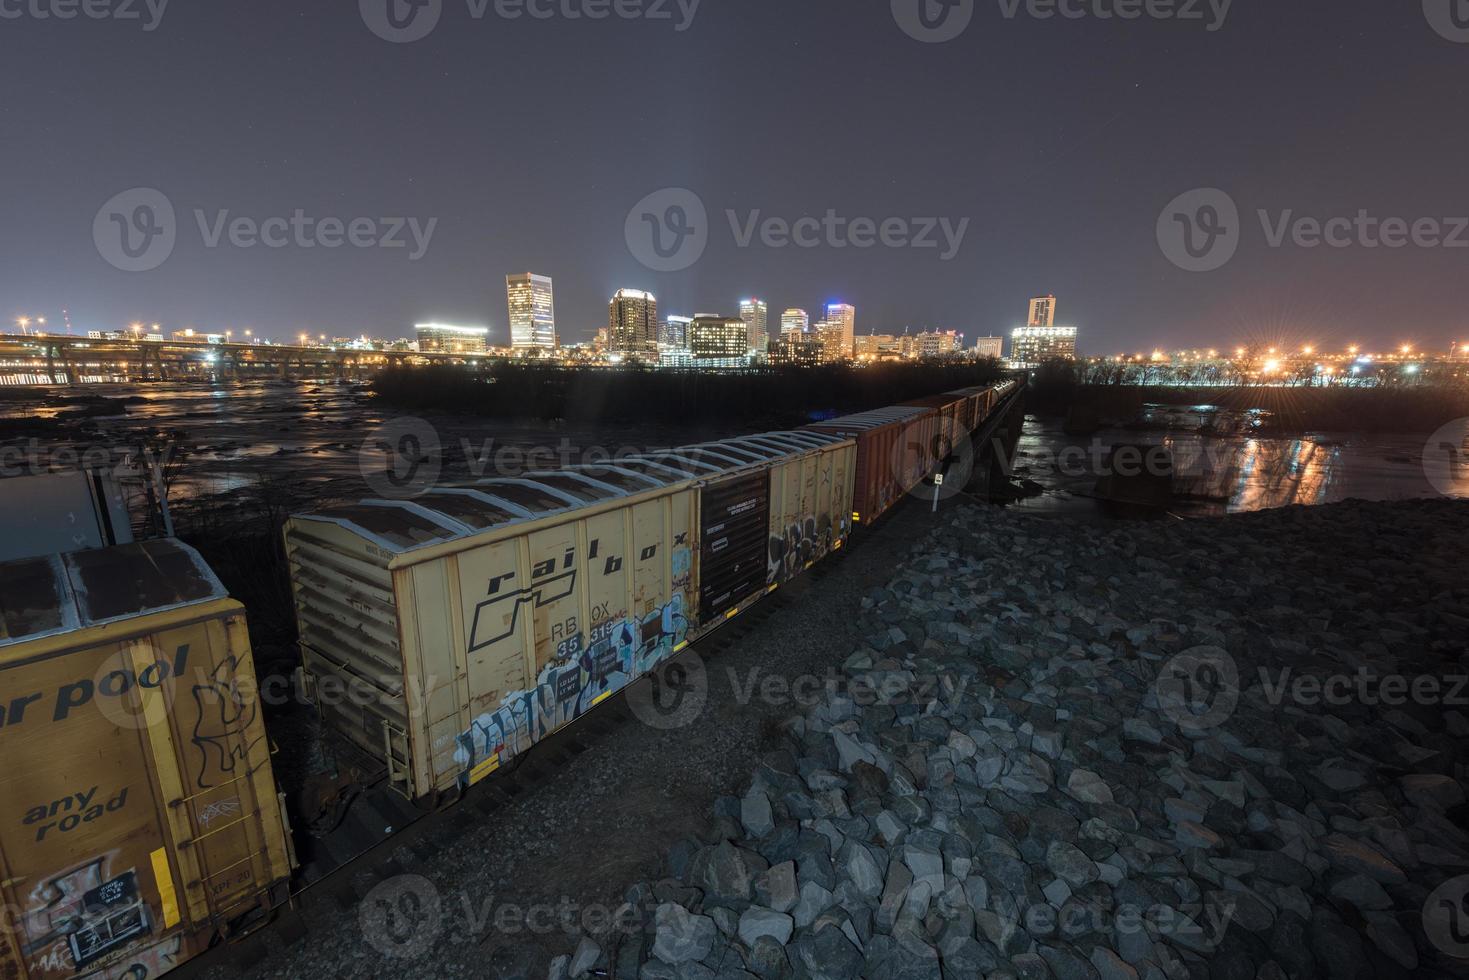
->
xmin=804 ymin=405 xmax=939 ymax=527
xmin=0 ymin=540 xmax=294 ymax=980
xmin=283 ymin=431 xmax=855 ymax=801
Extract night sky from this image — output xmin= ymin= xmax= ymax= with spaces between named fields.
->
xmin=2 ymin=0 xmax=1465 ymax=353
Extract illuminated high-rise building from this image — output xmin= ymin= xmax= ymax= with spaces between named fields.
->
xmin=660 ymin=315 xmax=693 ymax=351
xmin=824 ymin=303 xmax=856 ymax=356
xmin=781 ymin=308 xmax=809 ymax=337
xmin=608 ymin=288 xmax=659 ymax=357
xmin=974 ymin=336 xmax=1005 ymax=359
xmin=415 ymin=323 xmax=490 ymax=354
xmin=1028 ymin=295 xmax=1057 ymax=328
xmin=506 ymin=273 xmax=557 ymax=351
xmin=739 ymin=298 xmax=769 ymax=354
xmin=690 ymin=316 xmax=750 ymax=368
xmin=1010 ymin=325 xmax=1078 ymax=366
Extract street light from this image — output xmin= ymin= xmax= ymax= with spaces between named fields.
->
xmin=16 ymin=317 xmax=30 ymax=335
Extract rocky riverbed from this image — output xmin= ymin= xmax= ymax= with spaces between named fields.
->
xmin=548 ymin=497 xmax=1469 ymax=980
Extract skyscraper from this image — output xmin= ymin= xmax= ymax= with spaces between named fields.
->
xmin=1028 ymin=295 xmax=1057 ymax=328
xmin=506 ymin=273 xmax=557 ymax=351
xmin=690 ymin=316 xmax=750 ymax=367
xmin=1010 ymin=326 xmax=1078 ymax=366
xmin=824 ymin=303 xmax=856 ymax=357
xmin=609 ymin=289 xmax=659 ymax=357
xmin=781 ymin=308 xmax=809 ymax=337
xmin=739 ymin=298 xmax=769 ymax=354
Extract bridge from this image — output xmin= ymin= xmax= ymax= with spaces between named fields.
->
xmin=0 ymin=333 xmax=492 ymax=385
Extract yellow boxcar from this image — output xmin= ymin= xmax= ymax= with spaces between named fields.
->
xmin=284 ymin=431 xmax=854 ymax=801
xmin=0 ymin=540 xmax=294 ymax=980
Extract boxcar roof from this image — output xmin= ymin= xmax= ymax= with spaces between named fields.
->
xmin=289 ymin=429 xmax=851 ymax=557
xmin=0 ymin=538 xmax=228 ymax=649
xmin=806 ymin=404 xmax=931 ymax=431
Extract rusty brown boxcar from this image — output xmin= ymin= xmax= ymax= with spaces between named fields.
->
xmin=0 ymin=540 xmax=294 ymax=980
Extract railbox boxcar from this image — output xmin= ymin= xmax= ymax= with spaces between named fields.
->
xmin=0 ymin=540 xmax=294 ymax=980
xmin=284 ymin=431 xmax=855 ymax=801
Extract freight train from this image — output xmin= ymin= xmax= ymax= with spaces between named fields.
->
xmin=0 ymin=379 xmax=1018 ymax=979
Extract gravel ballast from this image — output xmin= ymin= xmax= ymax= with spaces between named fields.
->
xmin=551 ymin=497 xmax=1469 ymax=979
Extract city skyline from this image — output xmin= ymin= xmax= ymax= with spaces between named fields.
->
xmin=3 ymin=4 xmax=1464 ymax=353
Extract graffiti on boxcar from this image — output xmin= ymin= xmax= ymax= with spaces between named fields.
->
xmin=452 ymin=593 xmax=690 ymax=785
xmin=452 ymin=694 xmax=533 ymax=788
xmin=21 ymin=855 xmax=154 ymax=974
xmin=190 ymin=657 xmax=266 ymax=790
xmin=102 ymin=934 xmax=182 ymax=980
xmin=768 ymin=515 xmax=837 ymax=585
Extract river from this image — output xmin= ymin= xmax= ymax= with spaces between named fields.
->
xmin=1008 ymin=408 xmax=1469 ymax=518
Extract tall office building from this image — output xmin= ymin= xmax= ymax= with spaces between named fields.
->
xmin=660 ymin=315 xmax=693 ymax=351
xmin=690 ymin=316 xmax=750 ymax=367
xmin=608 ymin=288 xmax=659 ymax=357
xmin=814 ymin=320 xmax=850 ymax=364
xmin=824 ymin=303 xmax=856 ymax=357
xmin=739 ymin=298 xmax=769 ymax=354
xmin=974 ymin=336 xmax=1005 ymax=359
xmin=1010 ymin=326 xmax=1078 ymax=366
xmin=415 ymin=323 xmax=490 ymax=354
xmin=1028 ymin=295 xmax=1057 ymax=328
xmin=506 ymin=273 xmax=557 ymax=351
xmin=781 ymin=308 xmax=809 ymax=337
